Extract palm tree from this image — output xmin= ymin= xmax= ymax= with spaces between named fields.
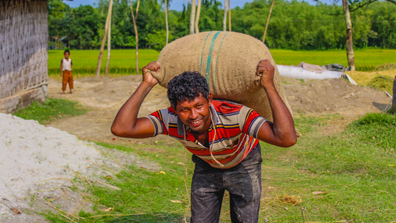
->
xmin=129 ymin=0 xmax=140 ymax=75
xmin=95 ymin=0 xmax=113 ymax=78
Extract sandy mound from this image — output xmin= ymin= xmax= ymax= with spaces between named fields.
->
xmin=283 ymin=78 xmax=391 ymax=116
xmin=0 ymin=114 xmax=159 ymax=222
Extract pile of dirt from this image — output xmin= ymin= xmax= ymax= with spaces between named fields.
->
xmin=283 ymin=77 xmax=391 ymax=116
xmin=0 ymin=113 xmax=158 ymax=222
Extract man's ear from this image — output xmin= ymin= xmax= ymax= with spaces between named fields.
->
xmin=208 ymin=93 xmax=213 ymax=104
xmin=171 ymin=104 xmax=177 ymax=113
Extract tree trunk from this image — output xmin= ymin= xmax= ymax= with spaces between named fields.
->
xmin=190 ymin=0 xmax=196 ymax=34
xmin=342 ymin=0 xmax=356 ymax=71
xmin=223 ymin=0 xmax=227 ymax=31
xmin=228 ymin=0 xmax=231 ymax=31
xmin=129 ymin=0 xmax=140 ymax=75
xmin=392 ymin=75 xmax=396 ymax=110
xmin=165 ymin=0 xmax=169 ymax=44
xmin=96 ymin=0 xmax=113 ymax=78
xmin=105 ymin=11 xmax=112 ymax=77
xmin=195 ymin=0 xmax=202 ymax=33
xmin=263 ymin=0 xmax=275 ymax=44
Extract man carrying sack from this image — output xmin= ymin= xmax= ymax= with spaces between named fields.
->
xmin=111 ymin=59 xmax=297 ymax=223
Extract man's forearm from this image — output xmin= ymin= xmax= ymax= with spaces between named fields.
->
xmin=263 ymin=85 xmax=296 ymax=146
xmin=111 ymin=82 xmax=154 ymax=134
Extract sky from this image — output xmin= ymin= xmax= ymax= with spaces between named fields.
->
xmin=64 ymin=0 xmax=337 ymax=11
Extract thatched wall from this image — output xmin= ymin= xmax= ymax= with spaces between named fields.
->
xmin=0 ymin=0 xmax=48 ymax=99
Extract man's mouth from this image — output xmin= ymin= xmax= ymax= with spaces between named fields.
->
xmin=189 ymin=119 xmax=203 ymax=127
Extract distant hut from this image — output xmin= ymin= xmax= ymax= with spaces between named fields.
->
xmin=0 ymin=0 xmax=48 ymax=113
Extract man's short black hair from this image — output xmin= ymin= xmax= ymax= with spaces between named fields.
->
xmin=167 ymin=71 xmax=209 ymax=109
xmin=64 ymin=50 xmax=70 ymax=55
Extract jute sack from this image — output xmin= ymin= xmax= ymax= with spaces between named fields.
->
xmin=151 ymin=31 xmax=292 ymax=121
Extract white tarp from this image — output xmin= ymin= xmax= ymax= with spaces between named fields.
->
xmin=277 ymin=65 xmax=357 ymax=85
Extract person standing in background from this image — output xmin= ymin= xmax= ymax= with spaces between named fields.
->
xmin=60 ymin=50 xmax=73 ymax=94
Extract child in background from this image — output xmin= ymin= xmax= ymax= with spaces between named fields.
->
xmin=60 ymin=50 xmax=73 ymax=94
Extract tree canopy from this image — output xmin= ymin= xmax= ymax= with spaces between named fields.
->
xmin=48 ymin=0 xmax=396 ymax=50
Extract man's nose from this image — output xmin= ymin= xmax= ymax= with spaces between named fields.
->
xmin=189 ymin=109 xmax=198 ymax=120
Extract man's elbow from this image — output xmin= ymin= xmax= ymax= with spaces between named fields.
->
xmin=283 ymin=135 xmax=297 ymax=147
xmin=111 ymin=125 xmax=125 ymax=137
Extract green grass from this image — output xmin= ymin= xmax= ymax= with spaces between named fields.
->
xmin=48 ymin=49 xmax=396 ymax=76
xmin=13 ymin=98 xmax=87 ymax=124
xmin=258 ymin=113 xmax=396 ymax=222
xmin=44 ymin=141 xmax=193 ymax=222
xmin=48 ymin=49 xmax=160 ymax=76
xmin=271 ymin=49 xmax=396 ymax=69
xmin=42 ymin=113 xmax=396 ymax=222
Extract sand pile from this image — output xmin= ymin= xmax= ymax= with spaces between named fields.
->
xmin=0 ymin=114 xmax=158 ymax=222
xmin=283 ymin=78 xmax=391 ymax=116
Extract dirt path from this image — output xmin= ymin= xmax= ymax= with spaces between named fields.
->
xmin=48 ymin=76 xmax=171 ymax=145
xmin=47 ymin=76 xmax=391 ymax=143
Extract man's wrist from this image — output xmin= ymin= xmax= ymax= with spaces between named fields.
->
xmin=261 ymin=83 xmax=276 ymax=91
xmin=141 ymin=80 xmax=156 ymax=89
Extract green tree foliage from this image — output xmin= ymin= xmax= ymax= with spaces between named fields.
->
xmin=48 ymin=0 xmax=396 ymax=50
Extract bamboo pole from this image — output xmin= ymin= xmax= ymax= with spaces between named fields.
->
xmin=190 ymin=0 xmax=196 ymax=34
xmin=263 ymin=0 xmax=275 ymax=44
xmin=165 ymin=0 xmax=169 ymax=44
xmin=129 ymin=0 xmax=140 ymax=75
xmin=223 ymin=0 xmax=228 ymax=31
xmin=95 ymin=0 xmax=113 ymax=77
xmin=195 ymin=0 xmax=202 ymax=33
xmin=228 ymin=0 xmax=231 ymax=31
xmin=105 ymin=7 xmax=112 ymax=77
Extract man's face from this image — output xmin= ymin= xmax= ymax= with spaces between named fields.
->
xmin=64 ymin=52 xmax=70 ymax=59
xmin=175 ymin=93 xmax=212 ymax=134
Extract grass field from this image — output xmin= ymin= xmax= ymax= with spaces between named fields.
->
xmin=48 ymin=49 xmax=396 ymax=76
xmin=41 ymin=112 xmax=396 ymax=222
xmin=13 ymin=98 xmax=87 ymax=124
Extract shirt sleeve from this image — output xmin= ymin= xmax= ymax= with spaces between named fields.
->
xmin=238 ymin=106 xmax=267 ymax=138
xmin=146 ymin=109 xmax=168 ymax=137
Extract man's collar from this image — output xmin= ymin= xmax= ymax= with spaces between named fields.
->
xmin=176 ymin=103 xmax=219 ymax=136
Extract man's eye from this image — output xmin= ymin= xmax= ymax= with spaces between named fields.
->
xmin=196 ymin=104 xmax=202 ymax=108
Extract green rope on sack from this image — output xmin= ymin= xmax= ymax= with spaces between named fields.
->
xmin=200 ymin=31 xmax=213 ymax=75
xmin=205 ymin=31 xmax=221 ymax=87
xmin=214 ymin=32 xmax=229 ymax=94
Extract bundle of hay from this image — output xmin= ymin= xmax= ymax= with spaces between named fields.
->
xmin=151 ymin=31 xmax=291 ymax=121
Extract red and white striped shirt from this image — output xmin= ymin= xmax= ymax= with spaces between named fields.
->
xmin=147 ymin=100 xmax=267 ymax=169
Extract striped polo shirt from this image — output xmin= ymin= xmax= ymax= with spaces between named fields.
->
xmin=147 ymin=100 xmax=267 ymax=169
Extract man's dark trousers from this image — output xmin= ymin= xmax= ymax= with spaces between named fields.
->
xmin=190 ymin=143 xmax=262 ymax=223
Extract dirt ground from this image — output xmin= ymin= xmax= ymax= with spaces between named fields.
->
xmin=47 ymin=75 xmax=391 ymax=143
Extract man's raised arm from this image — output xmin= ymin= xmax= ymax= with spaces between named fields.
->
xmin=256 ymin=59 xmax=297 ymax=147
xmin=111 ymin=61 xmax=160 ymax=138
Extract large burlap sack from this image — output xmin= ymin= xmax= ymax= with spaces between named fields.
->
xmin=151 ymin=31 xmax=292 ymax=121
